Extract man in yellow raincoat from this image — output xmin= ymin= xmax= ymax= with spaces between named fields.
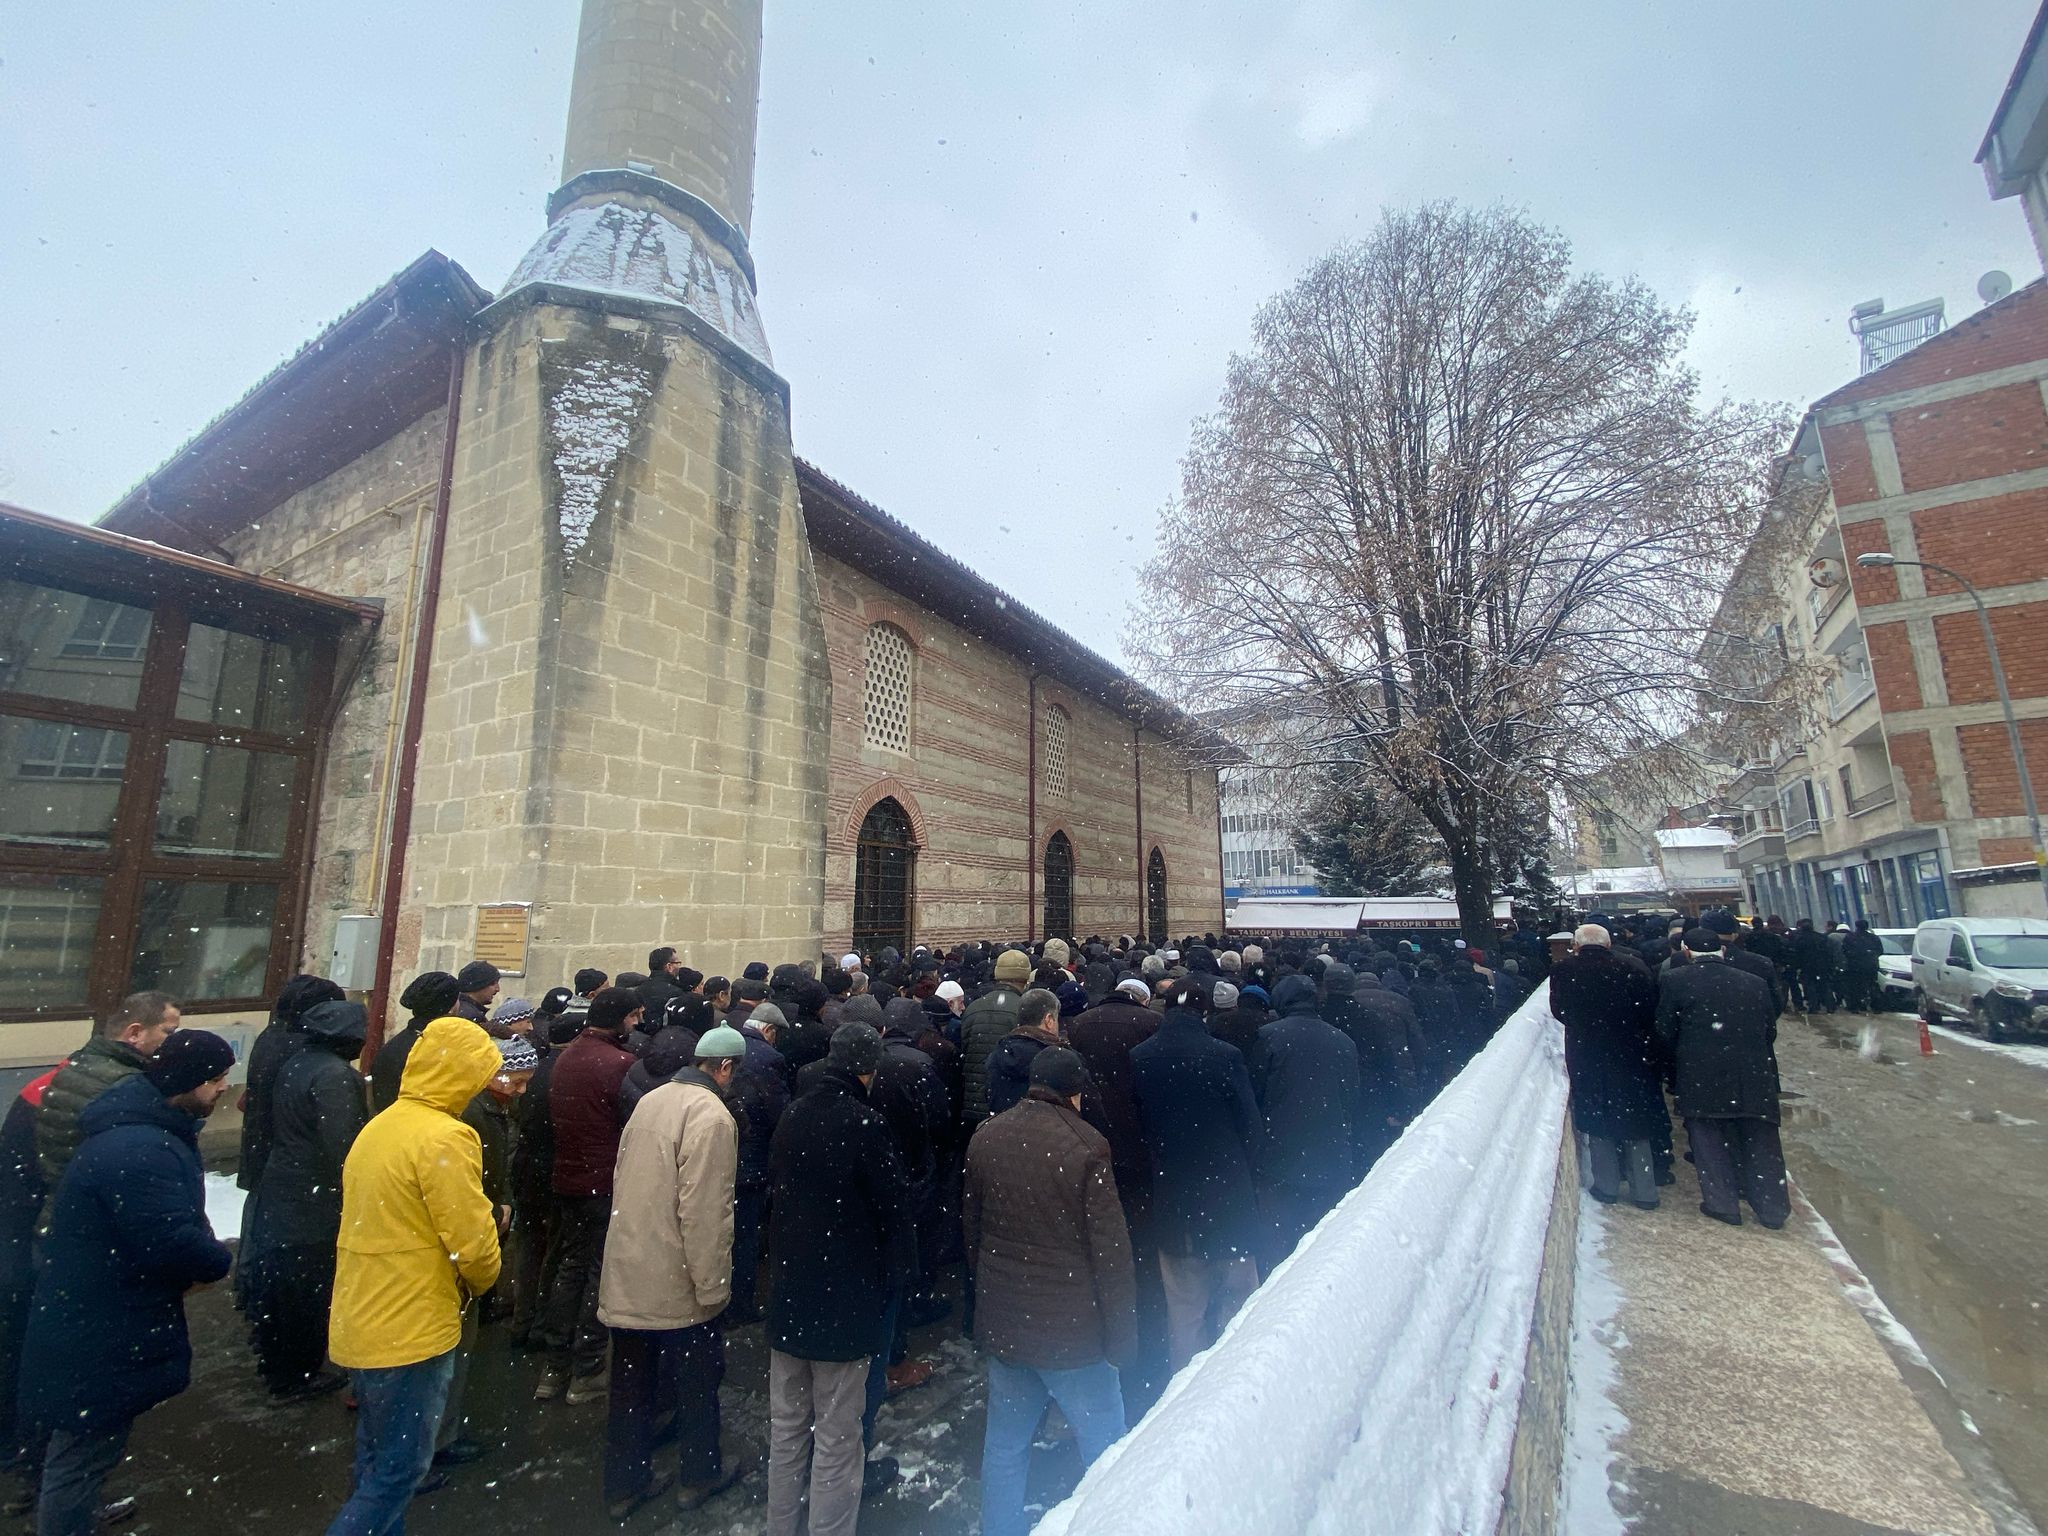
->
xmin=323 ymin=1017 xmax=502 ymax=1535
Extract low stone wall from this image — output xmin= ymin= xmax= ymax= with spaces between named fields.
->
xmin=1495 ymin=1124 xmax=1580 ymax=1536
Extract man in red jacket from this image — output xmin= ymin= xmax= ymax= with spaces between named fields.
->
xmin=535 ymin=986 xmax=640 ymax=1404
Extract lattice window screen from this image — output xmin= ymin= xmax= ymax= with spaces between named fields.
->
xmin=863 ymin=624 xmax=914 ymax=752
xmin=1043 ymin=704 xmax=1071 ymax=799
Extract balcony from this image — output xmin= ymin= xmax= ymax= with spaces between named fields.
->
xmin=1826 ymin=674 xmax=1877 ymax=722
xmin=1848 ymin=783 xmax=1898 ymax=817
xmin=1731 ymin=823 xmax=1786 ymax=865
xmin=1784 ymin=817 xmax=1823 ymax=845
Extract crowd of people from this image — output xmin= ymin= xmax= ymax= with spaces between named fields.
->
xmin=0 ymin=929 xmax=1538 ymax=1536
xmin=1545 ymin=909 xmax=1883 ymax=1228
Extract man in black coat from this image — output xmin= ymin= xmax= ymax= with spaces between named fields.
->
xmin=764 ymin=1025 xmax=916 ymax=1536
xmin=1251 ymin=977 xmax=1361 ymax=1264
xmin=1130 ymin=977 xmax=1264 ymax=1372
xmin=21 ymin=1032 xmax=235 ymax=1536
xmin=1656 ymin=928 xmax=1789 ymax=1228
xmin=1549 ymin=926 xmax=1667 ymax=1209
xmin=984 ymin=989 xmax=1065 ymax=1118
xmin=1705 ymin=911 xmax=1786 ymax=1016
xmin=1329 ymin=970 xmax=1429 ymax=1164
xmin=727 ymin=1004 xmax=792 ymax=1325
xmin=367 ymin=971 xmax=461 ymax=1114
xmin=1788 ymin=918 xmax=1838 ymax=1012
xmin=1840 ymin=920 xmax=1886 ymax=1013
xmin=244 ymin=999 xmax=370 ymax=1399
xmin=636 ymin=946 xmax=689 ymax=1021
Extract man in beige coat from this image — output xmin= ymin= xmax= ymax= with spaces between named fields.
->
xmin=597 ymin=1025 xmax=747 ymax=1520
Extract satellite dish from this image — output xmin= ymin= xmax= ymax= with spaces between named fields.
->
xmin=1809 ymin=556 xmax=1843 ymax=590
xmin=1979 ymin=270 xmax=2014 ymax=305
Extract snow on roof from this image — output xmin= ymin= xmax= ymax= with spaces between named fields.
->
xmin=1563 ymin=866 xmax=1667 ymax=896
xmin=1656 ymin=826 xmax=1735 ymax=848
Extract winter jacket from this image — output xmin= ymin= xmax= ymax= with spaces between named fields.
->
xmin=35 ymin=1036 xmax=150 ymax=1196
xmin=960 ymin=987 xmax=1024 ymax=1126
xmin=247 ymin=1034 xmax=368 ymax=1255
xmin=1655 ymin=956 xmax=1781 ymax=1123
xmin=871 ymin=1016 xmax=952 ymax=1184
xmin=1067 ymin=1000 xmax=1158 ymax=1186
xmin=1252 ymin=1008 xmax=1362 ymax=1194
xmin=460 ymin=1091 xmax=514 ymax=1210
xmin=619 ymin=1025 xmax=699 ymax=1122
xmin=237 ymin=1020 xmax=307 ymax=1192
xmin=1328 ymin=986 xmax=1429 ymax=1128
xmin=511 ymin=1050 xmax=558 ymax=1214
xmin=0 ymin=1074 xmax=53 ymax=1255
xmin=1208 ymin=1006 xmax=1266 ymax=1077
xmin=1491 ymin=969 xmax=1536 ymax=1021
xmin=598 ymin=1069 xmax=737 ymax=1331
xmin=766 ymin=1066 xmax=917 ymax=1362
xmin=985 ymin=1027 xmax=1059 ymax=1120
xmin=1842 ymin=929 xmax=1885 ymax=975
xmin=1550 ymin=946 xmax=1669 ymax=1143
xmin=365 ymin=1008 xmax=446 ymax=1115
xmin=1726 ymin=944 xmax=1786 ymax=1016
xmin=548 ymin=1029 xmax=636 ymax=1197
xmin=19 ymin=1074 xmax=231 ymax=1433
xmin=965 ymin=1090 xmax=1136 ymax=1371
xmin=730 ymin=1033 xmax=791 ymax=1193
xmin=915 ymin=1000 xmax=965 ymax=1124
xmin=1130 ymin=1010 xmax=1264 ymax=1263
xmin=329 ymin=1019 xmax=502 ymax=1370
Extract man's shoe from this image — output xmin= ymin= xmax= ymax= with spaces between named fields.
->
xmin=432 ymin=1438 xmax=486 ymax=1467
xmin=861 ymin=1455 xmax=900 ymax=1500
xmin=271 ymin=1370 xmax=347 ymax=1404
xmin=413 ymin=1471 xmax=448 ymax=1497
xmin=96 ymin=1495 xmax=138 ymax=1527
xmin=606 ymin=1469 xmax=675 ymax=1522
xmin=1699 ymin=1204 xmax=1742 ymax=1227
xmin=676 ymin=1455 xmax=751 ymax=1512
xmin=533 ymin=1366 xmax=568 ymax=1402
xmin=885 ymin=1359 xmax=934 ymax=1395
xmin=565 ymin=1373 xmax=610 ymax=1405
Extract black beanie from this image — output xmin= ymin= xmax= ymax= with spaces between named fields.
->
xmin=587 ymin=986 xmax=641 ymax=1034
xmin=827 ymin=1022 xmax=883 ymax=1076
xmin=456 ymin=960 xmax=501 ymax=993
xmin=399 ymin=971 xmax=461 ymax=1020
xmin=1029 ymin=1046 xmax=1093 ymax=1100
xmin=144 ymin=1030 xmax=238 ymax=1097
xmin=742 ymin=962 xmax=770 ymax=982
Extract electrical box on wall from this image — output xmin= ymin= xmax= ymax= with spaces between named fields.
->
xmin=330 ymin=914 xmax=380 ymax=991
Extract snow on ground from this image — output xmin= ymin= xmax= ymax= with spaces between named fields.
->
xmin=1922 ymin=1022 xmax=2048 ymax=1072
xmin=1559 ymin=1192 xmax=1629 ymax=1536
xmin=204 ymin=1171 xmax=245 ymax=1239
xmin=1036 ymin=986 xmax=1569 ymax=1536
xmin=1794 ymin=1185 xmax=1945 ymax=1385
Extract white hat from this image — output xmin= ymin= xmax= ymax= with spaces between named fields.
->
xmin=839 ymin=953 xmax=862 ymax=972
xmin=935 ymin=979 xmax=964 ymax=1002
xmin=1573 ymin=924 xmax=1611 ymax=948
xmin=1116 ymin=978 xmax=1152 ymax=1003
xmin=1163 ymin=949 xmax=1180 ymax=962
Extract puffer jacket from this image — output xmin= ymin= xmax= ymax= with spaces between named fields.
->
xmin=19 ymin=1074 xmax=231 ymax=1433
xmin=329 ymin=1019 xmax=502 ymax=1370
xmin=960 ymin=987 xmax=1023 ymax=1127
xmin=35 ymin=1036 xmax=150 ymax=1195
xmin=965 ymin=1090 xmax=1135 ymax=1371
xmin=598 ymin=1069 xmax=738 ymax=1331
xmin=247 ymin=1028 xmax=368 ymax=1255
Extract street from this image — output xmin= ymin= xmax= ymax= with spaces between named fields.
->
xmin=1777 ymin=1009 xmax=2048 ymax=1529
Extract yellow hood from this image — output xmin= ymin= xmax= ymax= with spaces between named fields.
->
xmin=401 ymin=1017 xmax=501 ymax=1114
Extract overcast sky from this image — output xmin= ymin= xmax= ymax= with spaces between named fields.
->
xmin=4 ymin=0 xmax=2042 ymax=660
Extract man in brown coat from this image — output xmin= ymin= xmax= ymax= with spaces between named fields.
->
xmin=965 ymin=1048 xmax=1135 ymax=1536
xmin=596 ymin=1025 xmax=749 ymax=1519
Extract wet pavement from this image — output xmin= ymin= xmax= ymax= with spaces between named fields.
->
xmin=1775 ymin=1010 xmax=2048 ymax=1532
xmin=2 ymin=1267 xmax=1105 ymax=1536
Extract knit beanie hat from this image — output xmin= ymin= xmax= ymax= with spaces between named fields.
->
xmin=935 ymin=980 xmax=965 ymax=1003
xmin=841 ymin=995 xmax=886 ymax=1029
xmin=490 ymin=997 xmax=535 ymax=1031
xmin=828 ymin=1022 xmax=884 ymax=1076
xmin=1042 ymin=937 xmax=1071 ymax=968
xmin=496 ymin=1034 xmax=540 ymax=1073
xmin=586 ymin=986 xmax=641 ymax=1034
xmin=1115 ymin=977 xmax=1151 ymax=1003
xmin=742 ymin=962 xmax=771 ymax=982
xmin=145 ymin=1030 xmax=237 ymax=1097
xmin=1210 ymin=981 xmax=1240 ymax=1011
xmin=399 ymin=971 xmax=461 ymax=1020
xmin=456 ymin=960 xmax=501 ymax=993
xmin=694 ymin=1024 xmax=748 ymax=1061
xmin=994 ymin=949 xmax=1032 ymax=984
xmin=1056 ymin=981 xmax=1090 ymax=1017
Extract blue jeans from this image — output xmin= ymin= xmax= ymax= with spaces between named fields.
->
xmin=37 ymin=1420 xmax=131 ymax=1536
xmin=326 ymin=1350 xmax=456 ymax=1536
xmin=979 ymin=1356 xmax=1126 ymax=1536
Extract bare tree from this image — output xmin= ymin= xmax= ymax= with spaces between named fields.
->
xmin=1132 ymin=203 xmax=1789 ymax=940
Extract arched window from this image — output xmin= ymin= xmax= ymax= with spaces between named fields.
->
xmin=1147 ymin=848 xmax=1168 ymax=944
xmin=863 ymin=623 xmax=913 ymax=752
xmin=1042 ymin=703 xmax=1071 ymax=800
xmin=1043 ymin=829 xmax=1074 ymax=941
xmin=853 ymin=798 xmax=915 ymax=956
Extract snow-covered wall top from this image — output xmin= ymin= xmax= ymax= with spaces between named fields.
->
xmin=1038 ymin=984 xmax=1570 ymax=1536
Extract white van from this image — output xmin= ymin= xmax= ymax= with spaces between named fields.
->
xmin=1909 ymin=917 xmax=2048 ymax=1039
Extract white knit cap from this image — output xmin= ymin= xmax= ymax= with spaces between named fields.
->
xmin=935 ymin=979 xmax=964 ymax=1002
xmin=840 ymin=953 xmax=862 ymax=971
xmin=1116 ymin=978 xmax=1152 ymax=1003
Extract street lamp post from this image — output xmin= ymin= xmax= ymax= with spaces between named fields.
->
xmin=1857 ymin=552 xmax=2048 ymax=909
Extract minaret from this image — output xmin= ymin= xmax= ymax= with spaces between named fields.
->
xmin=400 ymin=0 xmax=831 ymax=986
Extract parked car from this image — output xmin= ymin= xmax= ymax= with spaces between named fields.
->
xmin=1909 ymin=917 xmax=2048 ymax=1038
xmin=1874 ymin=929 xmax=1917 ymax=1011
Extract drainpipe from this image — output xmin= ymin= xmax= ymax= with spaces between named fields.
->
xmin=1133 ymin=722 xmax=1144 ymax=940
xmin=366 ymin=347 xmax=465 ymax=1057
xmin=1026 ymin=672 xmax=1039 ymax=942
xmin=1214 ymin=763 xmax=1227 ymax=936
